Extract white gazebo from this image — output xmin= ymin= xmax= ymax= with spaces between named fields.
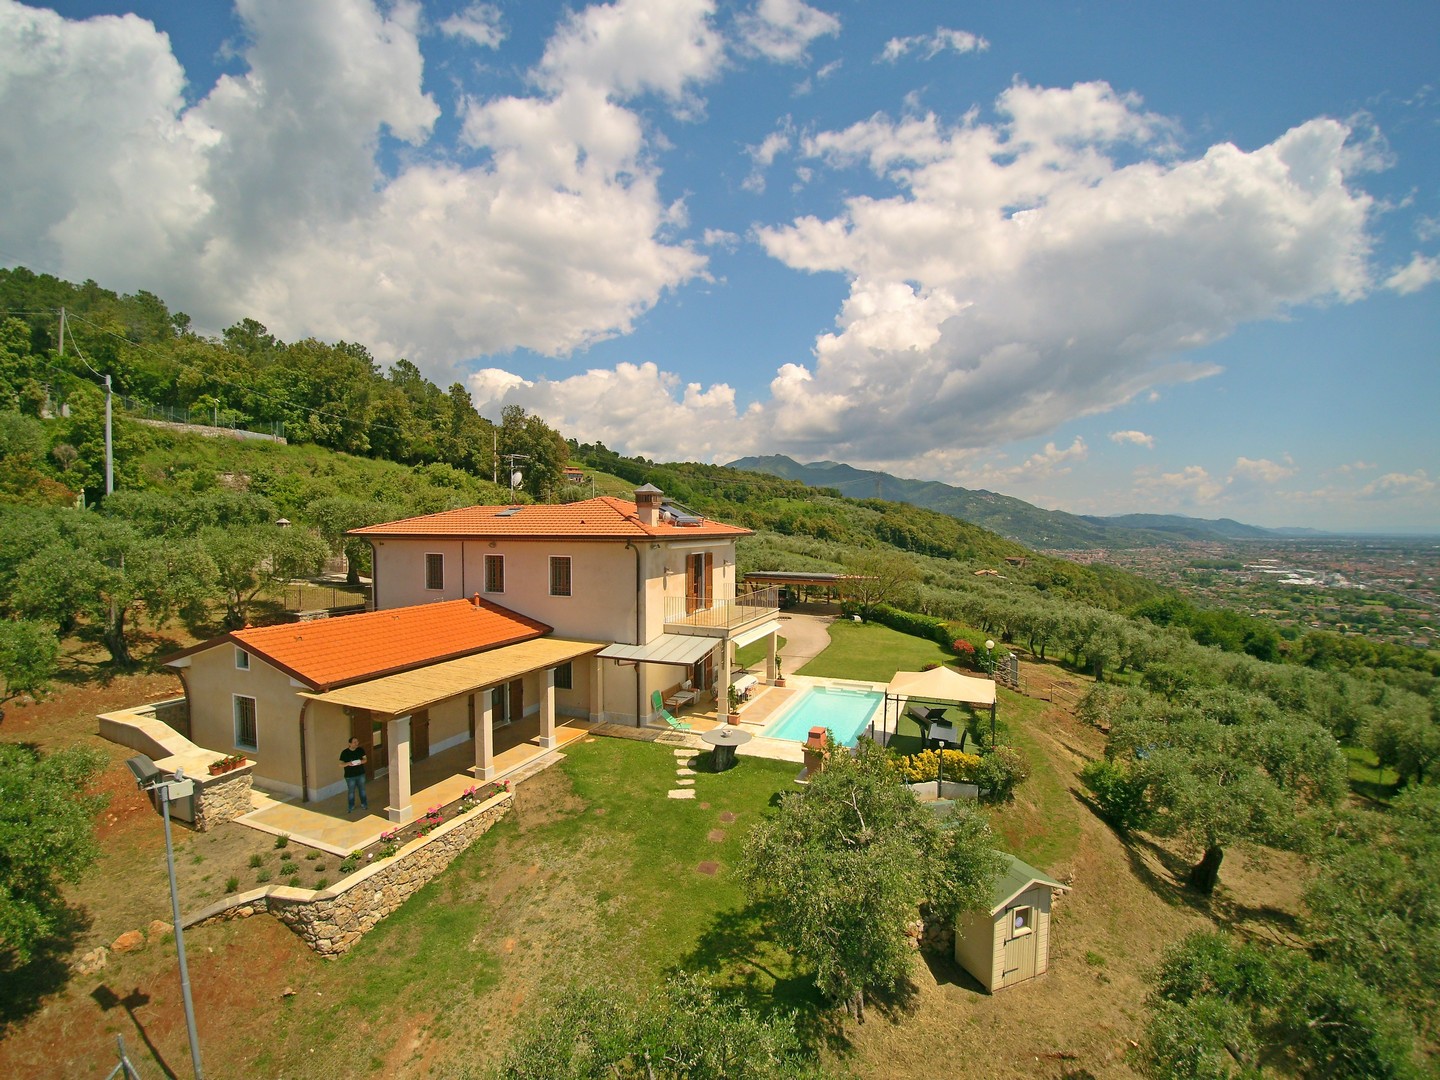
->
xmin=880 ymin=666 xmax=997 ymax=745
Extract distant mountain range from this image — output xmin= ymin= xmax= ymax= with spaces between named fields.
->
xmin=727 ymin=455 xmax=1316 ymax=550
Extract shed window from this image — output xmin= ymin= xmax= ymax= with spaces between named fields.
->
xmin=1011 ymin=906 xmax=1033 ymax=936
xmin=425 ymin=552 xmax=444 ymax=591
xmin=234 ymin=695 xmax=258 ymax=751
xmin=554 ymin=661 xmax=573 ymax=690
xmin=484 ymin=553 xmax=504 ymax=593
xmin=549 ymin=556 xmax=572 ymax=597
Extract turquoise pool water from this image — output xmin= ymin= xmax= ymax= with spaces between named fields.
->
xmin=762 ymin=686 xmax=884 ymax=746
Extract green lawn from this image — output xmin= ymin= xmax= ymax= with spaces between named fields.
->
xmin=735 ymin=635 xmax=785 ymax=669
xmin=255 ymin=737 xmax=815 ymax=1075
xmin=796 ymin=618 xmax=953 ymax=681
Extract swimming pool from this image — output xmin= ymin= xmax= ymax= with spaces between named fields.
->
xmin=762 ymin=685 xmax=884 ymax=746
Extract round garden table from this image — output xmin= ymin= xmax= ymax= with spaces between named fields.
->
xmin=700 ymin=726 xmax=752 ymax=771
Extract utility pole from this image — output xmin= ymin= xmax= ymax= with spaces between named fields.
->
xmin=104 ymin=373 xmax=114 ymax=495
xmin=60 ymin=307 xmax=115 ymax=495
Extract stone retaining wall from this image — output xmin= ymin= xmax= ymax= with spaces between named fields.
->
xmin=191 ymin=767 xmax=254 ymax=832
xmin=907 ymin=907 xmax=956 ymax=955
xmin=188 ymin=791 xmax=512 ymax=955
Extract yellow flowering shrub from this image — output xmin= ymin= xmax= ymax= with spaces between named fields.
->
xmin=899 ymin=749 xmax=981 ymax=783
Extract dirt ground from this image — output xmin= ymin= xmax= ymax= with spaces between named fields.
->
xmin=0 ymin=656 xmax=1314 ymax=1080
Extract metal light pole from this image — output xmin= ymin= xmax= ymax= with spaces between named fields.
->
xmin=935 ymin=733 xmax=948 ymax=799
xmin=127 ymin=757 xmax=204 ymax=1079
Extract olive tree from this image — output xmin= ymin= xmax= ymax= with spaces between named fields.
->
xmin=0 ymin=744 xmax=107 ymax=962
xmin=740 ymin=740 xmax=1001 ymax=1020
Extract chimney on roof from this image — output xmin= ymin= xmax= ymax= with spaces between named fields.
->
xmin=634 ymin=483 xmax=663 ymax=527
xmin=472 ymin=593 xmax=481 ymax=608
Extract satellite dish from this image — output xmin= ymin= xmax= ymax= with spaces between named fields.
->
xmin=511 ymin=470 xmax=523 ymax=488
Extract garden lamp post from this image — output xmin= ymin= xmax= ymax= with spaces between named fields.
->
xmin=935 ymin=731 xmax=949 ymax=799
xmin=984 ymin=640 xmax=995 ymax=676
xmin=126 ymin=756 xmax=204 ymax=1080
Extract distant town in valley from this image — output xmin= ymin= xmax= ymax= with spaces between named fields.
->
xmin=1057 ymin=537 xmax=1440 ymax=649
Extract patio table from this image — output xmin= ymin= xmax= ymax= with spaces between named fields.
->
xmin=700 ymin=726 xmax=753 ymax=771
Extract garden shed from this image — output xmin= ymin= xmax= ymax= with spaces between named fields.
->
xmin=955 ymin=853 xmax=1069 ymax=992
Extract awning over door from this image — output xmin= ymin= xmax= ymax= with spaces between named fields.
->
xmin=597 ymin=635 xmax=720 ymax=667
xmin=730 ymin=618 xmax=782 ymax=650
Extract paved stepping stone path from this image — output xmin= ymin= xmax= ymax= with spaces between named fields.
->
xmin=670 ymin=750 xmax=700 ymax=798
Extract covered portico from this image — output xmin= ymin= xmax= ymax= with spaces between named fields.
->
xmin=301 ymin=637 xmax=603 ymax=823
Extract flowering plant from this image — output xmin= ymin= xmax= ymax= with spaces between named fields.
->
xmin=417 ymin=804 xmax=444 ymax=835
xmin=207 ymin=753 xmax=248 ymax=776
xmin=952 ymin=639 xmax=976 ymax=656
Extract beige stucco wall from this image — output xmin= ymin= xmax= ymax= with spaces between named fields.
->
xmin=181 ymin=644 xmax=305 ymax=797
xmin=366 ymin=532 xmax=740 ymax=725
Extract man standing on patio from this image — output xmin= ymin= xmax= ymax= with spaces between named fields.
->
xmin=340 ymin=738 xmax=368 ymax=813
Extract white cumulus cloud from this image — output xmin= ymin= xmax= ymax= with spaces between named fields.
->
xmin=879 ymin=27 xmax=988 ymax=63
xmin=1358 ymin=470 xmax=1435 ymax=499
xmin=736 ymin=0 xmax=840 ymax=63
xmin=1231 ymin=456 xmax=1297 ymax=484
xmin=1110 ymin=430 xmax=1155 ymax=448
xmin=0 ymin=0 xmax=713 ymax=373
xmin=439 ymin=3 xmax=504 ymax=49
xmin=1384 ymin=252 xmax=1439 ymax=294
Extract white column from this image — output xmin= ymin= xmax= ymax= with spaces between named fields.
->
xmin=539 ymin=667 xmax=558 ymax=748
xmin=385 ymin=714 xmax=414 ymax=824
xmin=590 ymin=656 xmax=604 ymax=723
xmin=765 ymin=633 xmax=778 ymax=682
xmin=473 ymin=689 xmax=495 ymax=780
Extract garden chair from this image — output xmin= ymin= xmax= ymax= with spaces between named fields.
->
xmin=650 ymin=690 xmax=692 ymax=732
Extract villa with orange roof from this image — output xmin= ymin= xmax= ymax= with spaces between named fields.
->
xmin=158 ymin=486 xmax=780 ymax=823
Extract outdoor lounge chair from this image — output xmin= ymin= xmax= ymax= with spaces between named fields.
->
xmin=650 ymin=690 xmax=692 ymax=732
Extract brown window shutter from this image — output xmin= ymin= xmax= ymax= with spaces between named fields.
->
xmin=704 ymin=552 xmax=714 ymax=608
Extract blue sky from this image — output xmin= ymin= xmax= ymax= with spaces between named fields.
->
xmin=2 ymin=1 xmax=1436 ymax=532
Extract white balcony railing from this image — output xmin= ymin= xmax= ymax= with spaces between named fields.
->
xmin=663 ymin=585 xmax=779 ymax=634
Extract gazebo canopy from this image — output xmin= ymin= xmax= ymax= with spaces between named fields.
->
xmin=887 ymin=667 xmax=996 ymax=707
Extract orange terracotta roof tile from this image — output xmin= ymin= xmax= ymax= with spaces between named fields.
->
xmin=217 ymin=599 xmax=551 ymax=691
xmin=348 ymin=496 xmax=751 ymax=541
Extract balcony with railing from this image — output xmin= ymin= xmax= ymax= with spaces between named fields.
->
xmin=664 ymin=585 xmax=780 ymax=636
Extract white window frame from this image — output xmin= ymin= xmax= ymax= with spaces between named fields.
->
xmin=425 ymin=552 xmax=444 ymax=591
xmin=1011 ymin=905 xmax=1034 ymax=937
xmin=484 ymin=553 xmax=505 ymax=594
xmin=233 ymin=694 xmax=258 ymax=751
xmin=549 ymin=555 xmax=572 ymax=597
xmin=234 ymin=647 xmax=250 ymax=671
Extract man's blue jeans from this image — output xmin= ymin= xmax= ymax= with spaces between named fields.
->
xmin=345 ymin=773 xmax=368 ymax=812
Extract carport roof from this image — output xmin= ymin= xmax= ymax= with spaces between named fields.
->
xmin=298 ymin=637 xmax=604 ymax=716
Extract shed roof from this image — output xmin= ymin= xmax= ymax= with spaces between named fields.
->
xmin=166 ymin=599 xmax=551 ymax=691
xmin=349 ymin=496 xmax=751 ymax=542
xmin=990 ymin=853 xmax=1070 ymax=915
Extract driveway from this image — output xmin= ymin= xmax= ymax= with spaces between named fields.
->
xmin=776 ymin=610 xmax=835 ymax=673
